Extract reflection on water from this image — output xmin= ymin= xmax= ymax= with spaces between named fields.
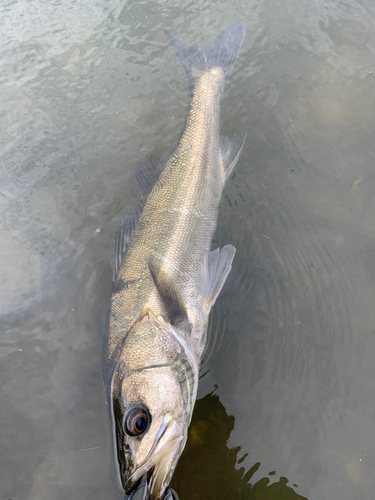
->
xmin=2 ymin=0 xmax=375 ymax=499
xmin=172 ymin=391 xmax=307 ymax=500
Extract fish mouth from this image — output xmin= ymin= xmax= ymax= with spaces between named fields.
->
xmin=123 ymin=469 xmax=154 ymax=499
xmin=123 ymin=470 xmax=179 ymax=500
xmin=124 ymin=416 xmax=185 ymax=500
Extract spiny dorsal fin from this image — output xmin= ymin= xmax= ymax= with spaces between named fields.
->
xmin=113 ymin=212 xmax=141 ymax=281
xmin=205 ymin=244 xmax=236 ymax=311
xmin=220 ymin=133 xmax=247 ymax=180
xmin=148 ymin=260 xmax=189 ymax=328
xmin=135 ymin=144 xmax=176 ymax=198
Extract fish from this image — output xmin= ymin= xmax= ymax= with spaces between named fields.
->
xmin=102 ymin=23 xmax=246 ymax=500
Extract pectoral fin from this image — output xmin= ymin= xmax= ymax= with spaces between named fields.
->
xmin=149 ymin=261 xmax=189 ymax=328
xmin=205 ymin=244 xmax=236 ymax=311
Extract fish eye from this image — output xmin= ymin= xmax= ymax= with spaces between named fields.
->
xmin=124 ymin=407 xmax=151 ymax=437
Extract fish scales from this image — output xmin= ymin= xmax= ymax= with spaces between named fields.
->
xmin=108 ymin=70 xmax=224 ymax=363
xmin=102 ymin=23 xmax=247 ymax=500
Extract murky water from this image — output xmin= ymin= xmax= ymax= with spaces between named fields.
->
xmin=2 ymin=0 xmax=375 ymax=498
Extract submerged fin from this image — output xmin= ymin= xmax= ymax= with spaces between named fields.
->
xmin=135 ymin=144 xmax=176 ymax=198
xmin=163 ymin=23 xmax=246 ymax=90
xmin=149 ymin=260 xmax=189 ymax=327
xmin=113 ymin=212 xmax=141 ymax=281
xmin=205 ymin=245 xmax=236 ymax=311
xmin=204 ymin=23 xmax=246 ymax=82
xmin=220 ymin=133 xmax=247 ymax=180
xmin=163 ymin=27 xmax=205 ymax=90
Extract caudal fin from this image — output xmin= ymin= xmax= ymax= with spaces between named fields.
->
xmin=163 ymin=23 xmax=246 ymax=90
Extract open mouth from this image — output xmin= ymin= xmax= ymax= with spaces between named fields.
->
xmin=123 ymin=467 xmax=179 ymax=500
xmin=123 ymin=468 xmax=154 ymax=498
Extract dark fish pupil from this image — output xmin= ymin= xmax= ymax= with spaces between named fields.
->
xmin=124 ymin=407 xmax=150 ymax=436
xmin=135 ymin=416 xmax=147 ymax=432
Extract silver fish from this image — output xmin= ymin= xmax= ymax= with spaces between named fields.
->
xmin=103 ymin=23 xmax=246 ymax=500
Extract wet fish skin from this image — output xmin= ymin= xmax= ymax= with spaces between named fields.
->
xmin=103 ymin=23 xmax=246 ymax=500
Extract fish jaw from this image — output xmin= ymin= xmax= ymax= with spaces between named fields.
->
xmin=123 ymin=416 xmax=186 ymax=500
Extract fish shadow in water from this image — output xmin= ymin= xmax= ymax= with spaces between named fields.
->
xmin=171 ymin=391 xmax=308 ymax=500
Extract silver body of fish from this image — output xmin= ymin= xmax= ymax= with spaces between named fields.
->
xmin=102 ymin=23 xmax=246 ymax=500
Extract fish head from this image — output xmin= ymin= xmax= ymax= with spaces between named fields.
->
xmin=111 ymin=315 xmax=196 ymax=500
xmin=114 ymin=366 xmax=187 ymax=499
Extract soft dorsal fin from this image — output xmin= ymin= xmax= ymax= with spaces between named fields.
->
xmin=148 ymin=260 xmax=189 ymax=328
xmin=135 ymin=144 xmax=176 ymax=198
xmin=220 ymin=133 xmax=247 ymax=180
xmin=113 ymin=212 xmax=141 ymax=281
xmin=205 ymin=244 xmax=236 ymax=311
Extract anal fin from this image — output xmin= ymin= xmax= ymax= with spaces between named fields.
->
xmin=205 ymin=244 xmax=236 ymax=311
xmin=220 ymin=133 xmax=247 ymax=180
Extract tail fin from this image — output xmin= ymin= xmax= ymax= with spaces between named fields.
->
xmin=163 ymin=23 xmax=246 ymax=90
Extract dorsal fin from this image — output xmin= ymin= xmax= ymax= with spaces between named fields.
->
xmin=135 ymin=144 xmax=176 ymax=198
xmin=148 ymin=260 xmax=189 ymax=328
xmin=220 ymin=134 xmax=247 ymax=180
xmin=205 ymin=244 xmax=236 ymax=311
xmin=113 ymin=212 xmax=141 ymax=281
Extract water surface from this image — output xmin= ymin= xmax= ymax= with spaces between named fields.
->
xmin=1 ymin=0 xmax=375 ymax=499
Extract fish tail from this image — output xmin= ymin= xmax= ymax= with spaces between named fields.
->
xmin=163 ymin=23 xmax=246 ymax=91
